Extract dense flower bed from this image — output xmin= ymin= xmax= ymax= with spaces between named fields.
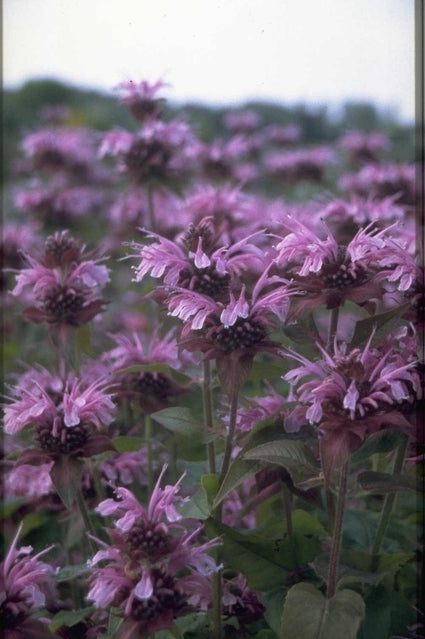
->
xmin=1 ymin=79 xmax=422 ymax=639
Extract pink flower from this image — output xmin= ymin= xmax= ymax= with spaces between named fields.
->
xmin=223 ymin=110 xmax=261 ymax=134
xmin=3 ymin=365 xmax=116 ymax=462
xmin=100 ymin=119 xmax=199 ymax=185
xmin=87 ymin=467 xmax=220 ymax=637
xmin=115 ymin=78 xmax=169 ymax=121
xmin=11 ymin=231 xmax=109 ymax=327
xmin=284 ymin=334 xmax=419 ymax=482
xmin=0 ymin=523 xmax=58 ymax=637
xmin=273 ymin=216 xmax=393 ymax=313
xmin=264 ymin=146 xmax=334 ymax=182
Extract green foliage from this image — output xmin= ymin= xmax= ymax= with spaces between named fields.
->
xmin=281 ymin=583 xmax=365 ymax=639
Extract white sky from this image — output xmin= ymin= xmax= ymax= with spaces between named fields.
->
xmin=3 ymin=0 xmax=415 ymax=123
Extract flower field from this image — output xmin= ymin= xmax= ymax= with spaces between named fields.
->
xmin=1 ymin=79 xmax=422 ymax=639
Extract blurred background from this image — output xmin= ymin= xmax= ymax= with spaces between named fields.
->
xmin=3 ymin=0 xmax=416 ymax=178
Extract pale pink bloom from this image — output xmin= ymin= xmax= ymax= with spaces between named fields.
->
xmin=265 ymin=123 xmax=301 ymax=146
xmin=223 ymin=110 xmax=261 ymax=134
xmin=5 ymin=462 xmax=55 ymax=499
xmin=115 ymin=78 xmax=169 ymax=120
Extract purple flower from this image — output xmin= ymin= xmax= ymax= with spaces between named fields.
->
xmin=21 ymin=127 xmax=96 ymax=179
xmin=223 ymin=110 xmax=262 ymax=134
xmin=273 ymin=216 xmax=393 ymax=314
xmin=263 ymin=146 xmax=334 ymax=183
xmin=339 ymin=130 xmax=390 ymax=164
xmin=104 ymin=329 xmax=187 ymax=413
xmin=99 ymin=119 xmax=199 ymax=186
xmin=115 ymin=78 xmax=169 ymax=121
xmin=339 ymin=162 xmax=416 ymax=206
xmin=3 ymin=364 xmax=116 ymax=463
xmin=129 ymin=220 xmax=265 ymax=305
xmin=87 ymin=467 xmax=220 ymax=637
xmin=265 ymin=123 xmax=301 ymax=146
xmin=11 ymin=230 xmax=109 ymax=327
xmin=0 ymin=523 xmax=58 ymax=638
xmin=222 ymin=573 xmax=265 ymax=625
xmin=284 ymin=335 xmax=419 ymax=482
xmin=199 ymin=135 xmax=251 ymax=181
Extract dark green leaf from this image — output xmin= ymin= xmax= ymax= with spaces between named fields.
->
xmin=357 ymin=471 xmax=420 ymax=494
xmin=281 ymin=583 xmax=365 ymax=639
xmin=112 ymin=436 xmax=144 ymax=452
xmin=350 ymin=303 xmax=410 ymax=348
xmin=263 ymin=589 xmax=285 ymax=637
xmin=204 ymin=517 xmax=290 ymax=591
xmin=151 ymin=407 xmax=201 ymax=437
xmin=55 ymin=563 xmax=89 ymax=583
xmin=351 ymin=430 xmax=406 ymax=463
xmin=75 ymin=323 xmax=93 ymax=356
xmin=201 ymin=473 xmax=220 ymax=507
xmin=50 ymin=456 xmax=84 ymax=509
xmin=213 ymin=456 xmax=266 ymax=508
xmin=243 ymin=440 xmax=319 ymax=487
xmin=50 ymin=607 xmax=94 ymax=632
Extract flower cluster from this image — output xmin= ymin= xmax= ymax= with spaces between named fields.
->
xmin=11 ymin=230 xmax=109 ymax=330
xmin=87 ymin=466 xmax=220 ymax=637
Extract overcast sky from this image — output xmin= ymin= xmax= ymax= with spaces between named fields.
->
xmin=3 ymin=0 xmax=415 ymax=123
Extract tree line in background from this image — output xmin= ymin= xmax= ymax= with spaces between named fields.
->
xmin=2 ymin=78 xmax=415 ymax=183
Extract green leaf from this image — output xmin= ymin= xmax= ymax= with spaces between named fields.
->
xmin=112 ymin=436 xmax=144 ymax=452
xmin=291 ymin=510 xmax=327 ymax=537
xmin=151 ymin=407 xmax=202 ymax=437
xmin=75 ymin=323 xmax=93 ymax=356
xmin=280 ymin=583 xmax=365 ymax=639
xmin=243 ymin=440 xmax=320 ymax=487
xmin=55 ymin=563 xmax=89 ymax=583
xmin=50 ymin=456 xmax=84 ymax=509
xmin=204 ymin=517 xmax=290 ymax=591
xmin=212 ymin=456 xmax=266 ymax=508
xmin=357 ymin=471 xmax=420 ymax=494
xmin=264 ymin=589 xmax=285 ymax=637
xmin=350 ymin=303 xmax=410 ymax=348
xmin=201 ymin=473 xmax=220 ymax=507
xmin=350 ymin=430 xmax=406 ymax=463
xmin=50 ymin=607 xmax=94 ymax=632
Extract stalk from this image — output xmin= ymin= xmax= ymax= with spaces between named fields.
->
xmin=147 ymin=183 xmax=156 ymax=232
xmin=219 ymin=385 xmax=239 ymax=485
xmin=282 ymin=483 xmax=294 ymax=538
xmin=203 ymin=360 xmax=216 ymax=475
xmin=370 ymin=435 xmax=409 ymax=571
xmin=326 ymin=461 xmax=349 ymax=599
xmin=75 ymin=489 xmax=97 ymax=555
xmin=145 ymin=413 xmax=154 ymax=495
xmin=327 ymin=306 xmax=340 ymax=351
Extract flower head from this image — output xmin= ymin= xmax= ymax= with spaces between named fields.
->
xmin=0 ymin=523 xmax=58 ymax=638
xmin=284 ymin=334 xmax=419 ymax=482
xmin=3 ymin=364 xmax=116 ymax=464
xmin=115 ymin=78 xmax=169 ymax=121
xmin=87 ymin=466 xmax=220 ymax=637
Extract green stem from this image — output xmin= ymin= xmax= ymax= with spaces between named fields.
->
xmin=203 ymin=360 xmax=216 ymax=475
xmin=210 ymin=570 xmax=223 ymax=639
xmin=370 ymin=436 xmax=409 ymax=570
xmin=327 ymin=306 xmax=340 ymax=351
xmin=219 ymin=386 xmax=239 ymax=486
xmin=327 ymin=461 xmax=348 ymax=599
xmin=145 ymin=414 xmax=154 ymax=495
xmin=75 ymin=489 xmax=96 ymax=555
xmin=281 ymin=483 xmax=293 ymax=538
